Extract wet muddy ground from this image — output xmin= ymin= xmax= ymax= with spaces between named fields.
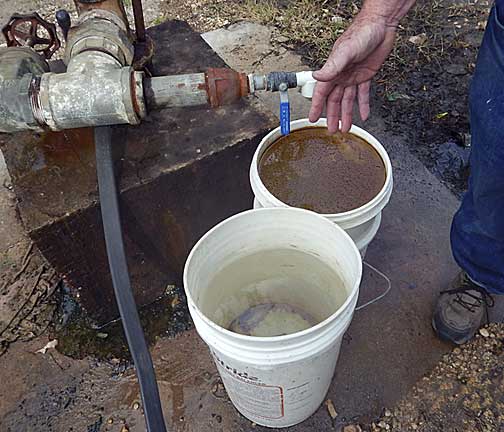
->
xmin=52 ymin=286 xmax=191 ymax=361
xmin=374 ymin=0 xmax=487 ymax=198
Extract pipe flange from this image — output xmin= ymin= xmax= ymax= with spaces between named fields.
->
xmin=121 ymin=67 xmax=140 ymax=125
xmin=38 ymin=72 xmax=58 ymax=130
xmin=131 ymin=71 xmax=146 ymax=119
xmin=65 ymin=15 xmax=134 ymax=66
xmin=70 ymin=36 xmax=126 ymax=65
xmin=75 ymin=9 xmax=128 ymax=33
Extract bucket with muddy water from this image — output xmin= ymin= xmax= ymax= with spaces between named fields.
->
xmin=184 ymin=207 xmax=362 ymax=427
xmin=250 ymin=118 xmax=393 ymax=256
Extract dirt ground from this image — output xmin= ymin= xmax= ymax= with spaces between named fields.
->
xmin=0 ymin=0 xmax=503 ymax=431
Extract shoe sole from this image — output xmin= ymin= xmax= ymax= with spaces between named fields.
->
xmin=432 ymin=315 xmax=472 ymax=345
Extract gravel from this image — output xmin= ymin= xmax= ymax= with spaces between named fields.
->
xmin=361 ymin=323 xmax=504 ymax=432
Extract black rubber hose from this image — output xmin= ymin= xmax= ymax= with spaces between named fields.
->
xmin=95 ymin=126 xmax=167 ymax=432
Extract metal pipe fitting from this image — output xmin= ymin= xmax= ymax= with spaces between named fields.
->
xmin=0 ymin=47 xmax=49 ymax=133
xmin=73 ymin=0 xmax=129 ymax=28
xmin=248 ymin=70 xmax=316 ymax=99
xmin=0 ymin=46 xmax=48 ymax=81
xmin=36 ymin=55 xmax=145 ymax=130
xmin=28 ymin=2 xmax=141 ymax=131
xmin=144 ymin=68 xmax=250 ymax=111
xmin=205 ymin=68 xmax=249 ymax=108
xmin=0 ymin=1 xmax=144 ymax=132
xmin=65 ymin=9 xmax=134 ymax=66
xmin=33 ymin=65 xmax=249 ymax=131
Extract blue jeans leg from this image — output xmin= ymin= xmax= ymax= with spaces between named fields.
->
xmin=451 ymin=4 xmax=504 ymax=295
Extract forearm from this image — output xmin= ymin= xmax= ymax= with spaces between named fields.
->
xmin=360 ymin=0 xmax=416 ymax=27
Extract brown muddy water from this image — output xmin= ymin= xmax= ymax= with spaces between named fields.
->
xmin=259 ymin=127 xmax=386 ymax=213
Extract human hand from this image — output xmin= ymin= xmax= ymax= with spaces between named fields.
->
xmin=309 ymin=14 xmax=398 ymax=133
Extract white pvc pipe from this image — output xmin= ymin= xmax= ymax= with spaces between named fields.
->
xmin=295 ymin=71 xmax=316 ymax=99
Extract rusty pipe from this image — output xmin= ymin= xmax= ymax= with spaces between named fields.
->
xmin=205 ymin=68 xmax=249 ymax=107
xmin=132 ymin=0 xmax=147 ymax=42
xmin=144 ymin=68 xmax=250 ymax=111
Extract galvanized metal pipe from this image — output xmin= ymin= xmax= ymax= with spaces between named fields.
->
xmin=32 ymin=6 xmax=143 ymax=131
xmin=38 ymin=55 xmax=145 ymax=130
xmin=144 ymin=73 xmax=208 ymax=109
xmin=0 ymin=47 xmax=49 ymax=133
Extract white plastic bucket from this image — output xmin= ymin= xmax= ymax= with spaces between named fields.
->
xmin=250 ymin=118 xmax=393 ymax=256
xmin=184 ymin=208 xmax=362 ymax=427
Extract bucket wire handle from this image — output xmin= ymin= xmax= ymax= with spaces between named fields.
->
xmin=355 ymin=261 xmax=392 ymax=311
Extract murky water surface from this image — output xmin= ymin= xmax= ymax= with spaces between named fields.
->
xmin=259 ymin=127 xmax=386 ymax=213
xmin=202 ymin=248 xmax=348 ymax=337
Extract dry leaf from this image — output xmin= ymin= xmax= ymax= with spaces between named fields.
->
xmin=35 ymin=339 xmax=58 ymax=354
xmin=325 ymin=399 xmax=338 ymax=419
xmin=408 ymin=33 xmax=427 ymax=46
xmin=171 ymin=295 xmax=180 ymax=308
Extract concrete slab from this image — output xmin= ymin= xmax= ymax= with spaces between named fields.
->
xmin=0 ymin=21 xmax=277 ymax=323
xmin=202 ymin=22 xmax=312 ymax=122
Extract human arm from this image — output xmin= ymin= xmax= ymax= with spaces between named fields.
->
xmin=308 ymin=0 xmax=416 ymax=133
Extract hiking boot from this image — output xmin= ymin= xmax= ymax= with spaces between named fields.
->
xmin=432 ymin=271 xmax=494 ymax=345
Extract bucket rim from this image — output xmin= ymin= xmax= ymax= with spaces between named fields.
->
xmin=250 ymin=118 xmax=393 ymax=221
xmin=183 ymin=207 xmax=362 ymax=345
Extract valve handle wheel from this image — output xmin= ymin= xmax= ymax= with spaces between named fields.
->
xmin=2 ymin=12 xmax=61 ymax=59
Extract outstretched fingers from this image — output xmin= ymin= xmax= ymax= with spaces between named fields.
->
xmin=309 ymin=81 xmax=335 ymax=123
xmin=358 ymin=80 xmax=371 ymax=121
xmin=341 ymin=85 xmax=357 ymax=133
xmin=326 ymin=85 xmax=344 ymax=133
